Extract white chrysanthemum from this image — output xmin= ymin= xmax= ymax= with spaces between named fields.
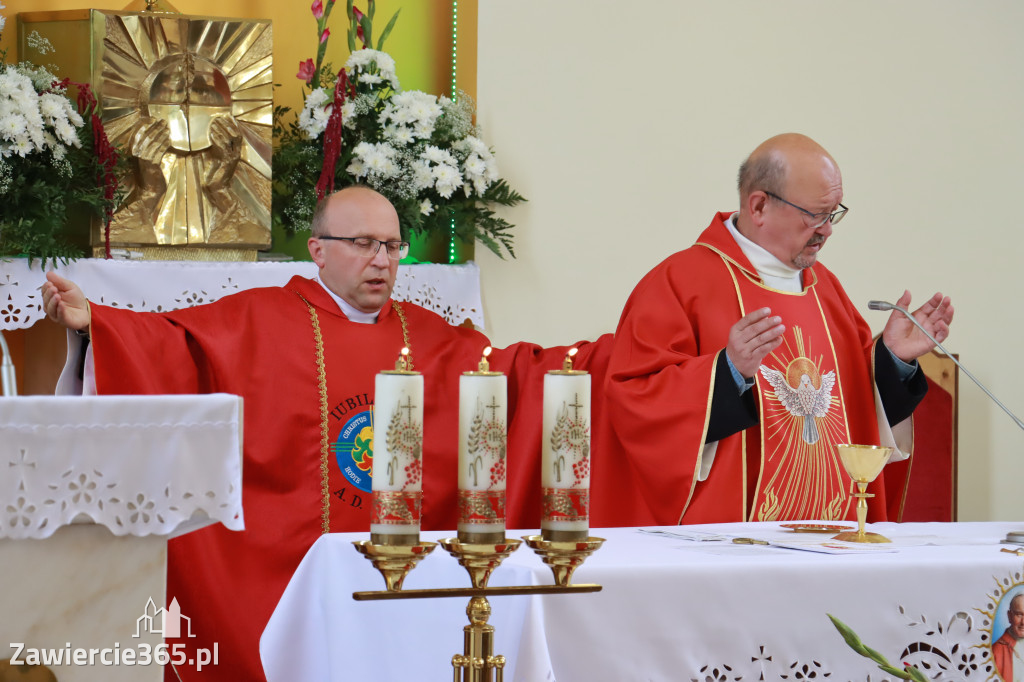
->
xmin=384 ymin=124 xmax=414 ymax=146
xmin=432 ymin=163 xmax=463 ymax=198
xmin=422 ymin=145 xmax=456 ymax=166
xmin=420 ymin=199 xmax=433 ymax=216
xmin=54 ymin=119 xmax=79 ymax=146
xmin=0 ymin=113 xmax=28 ymax=139
xmin=347 ymin=158 xmax=367 ymax=178
xmin=10 ymin=136 xmax=33 ymax=157
xmin=410 ymin=159 xmax=434 ymax=190
xmin=345 ymin=49 xmax=398 ymax=88
xmin=464 ymin=155 xmax=488 ymax=181
xmin=306 ymin=88 xmax=330 ymax=108
xmin=340 ymin=101 xmax=356 ymax=129
xmin=360 ymin=73 xmax=383 ymax=87
xmin=39 ymin=93 xmax=65 ymax=120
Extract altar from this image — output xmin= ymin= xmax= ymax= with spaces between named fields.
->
xmin=262 ymin=522 xmax=1024 ymax=681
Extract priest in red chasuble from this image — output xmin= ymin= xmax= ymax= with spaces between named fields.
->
xmin=41 ymin=186 xmax=610 ymax=682
xmin=602 ymin=133 xmax=954 ymax=526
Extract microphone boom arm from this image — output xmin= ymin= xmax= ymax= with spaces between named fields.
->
xmin=868 ymin=300 xmax=1024 ymax=432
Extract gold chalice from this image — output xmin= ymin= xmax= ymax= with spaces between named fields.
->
xmin=832 ymin=444 xmax=893 ymax=543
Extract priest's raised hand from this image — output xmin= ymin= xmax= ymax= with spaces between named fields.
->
xmin=881 ymin=289 xmax=954 ymax=363
xmin=41 ymin=271 xmax=91 ymax=336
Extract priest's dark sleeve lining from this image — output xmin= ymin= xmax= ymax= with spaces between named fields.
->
xmin=705 ymin=354 xmax=759 ymax=442
xmin=874 ymin=343 xmax=929 ymax=426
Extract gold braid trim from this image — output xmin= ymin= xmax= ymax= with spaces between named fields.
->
xmin=296 ymin=293 xmax=332 ymax=535
xmin=392 ymin=301 xmax=413 ymax=369
xmin=292 ymin=294 xmax=413 ymax=536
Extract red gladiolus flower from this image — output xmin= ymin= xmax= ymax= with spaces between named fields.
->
xmin=352 ymin=5 xmax=364 ymax=22
xmin=311 ymin=0 xmax=324 ymax=20
xmin=296 ymin=58 xmax=315 ymax=84
xmin=320 ymin=28 xmax=330 ymax=44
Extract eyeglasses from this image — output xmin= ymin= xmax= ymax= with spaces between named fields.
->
xmin=765 ymin=191 xmax=849 ymax=229
xmin=318 ymin=236 xmax=410 ymax=260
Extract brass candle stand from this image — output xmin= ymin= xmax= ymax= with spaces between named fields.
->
xmin=352 ymin=534 xmax=605 ymax=682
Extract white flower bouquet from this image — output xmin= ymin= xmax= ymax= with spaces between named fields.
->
xmin=272 ymin=0 xmax=524 ymax=259
xmin=0 ymin=13 xmax=120 ymax=264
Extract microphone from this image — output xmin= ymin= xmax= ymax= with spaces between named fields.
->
xmin=0 ymin=331 xmax=17 ymax=397
xmin=868 ymin=300 xmax=1024 ymax=431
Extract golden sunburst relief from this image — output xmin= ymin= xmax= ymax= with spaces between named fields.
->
xmin=97 ymin=11 xmax=273 ymax=248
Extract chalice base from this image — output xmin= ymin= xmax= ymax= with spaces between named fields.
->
xmin=832 ymin=530 xmax=891 ymax=544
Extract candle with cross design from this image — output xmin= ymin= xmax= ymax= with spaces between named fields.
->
xmin=371 ymin=348 xmax=424 ymax=545
xmin=457 ymin=347 xmax=508 ymax=544
xmin=541 ymin=348 xmax=591 ymax=542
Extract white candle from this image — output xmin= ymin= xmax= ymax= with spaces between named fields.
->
xmin=371 ymin=349 xmax=424 ymax=545
xmin=541 ymin=349 xmax=591 ymax=541
xmin=457 ymin=347 xmax=508 ymax=544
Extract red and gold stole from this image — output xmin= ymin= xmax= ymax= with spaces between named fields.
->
xmin=724 ymin=260 xmax=859 ymax=522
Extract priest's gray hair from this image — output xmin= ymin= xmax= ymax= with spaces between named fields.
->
xmin=738 ymin=149 xmax=786 ymax=200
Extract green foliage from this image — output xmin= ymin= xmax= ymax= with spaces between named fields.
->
xmin=827 ymin=614 xmax=929 ymax=682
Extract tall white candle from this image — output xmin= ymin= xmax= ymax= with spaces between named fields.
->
xmin=371 ymin=349 xmax=424 ymax=545
xmin=457 ymin=347 xmax=508 ymax=544
xmin=541 ymin=349 xmax=591 ymax=542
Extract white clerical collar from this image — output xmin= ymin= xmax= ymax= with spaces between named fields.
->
xmin=315 ymin=277 xmax=381 ymax=323
xmin=725 ymin=213 xmax=804 ymax=293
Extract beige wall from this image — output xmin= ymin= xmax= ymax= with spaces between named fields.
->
xmin=476 ymin=1 xmax=1024 ymax=522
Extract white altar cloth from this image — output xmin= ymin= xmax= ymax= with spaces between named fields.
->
xmin=0 ymin=258 xmax=484 ymax=330
xmin=1 ymin=394 xmax=244 ymax=539
xmin=262 ymin=522 xmax=1024 ymax=681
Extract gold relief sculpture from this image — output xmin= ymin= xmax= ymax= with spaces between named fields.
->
xmin=96 ymin=10 xmax=273 ymax=255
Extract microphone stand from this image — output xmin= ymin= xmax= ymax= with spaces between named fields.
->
xmin=869 ymin=300 xmax=1024 ymax=543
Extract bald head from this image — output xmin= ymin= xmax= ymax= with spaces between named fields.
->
xmin=738 ymin=133 xmax=840 ymax=203
xmin=310 ymin=186 xmax=399 ymax=238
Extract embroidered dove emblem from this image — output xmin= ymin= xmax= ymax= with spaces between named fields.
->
xmin=759 ymin=366 xmax=836 ymax=445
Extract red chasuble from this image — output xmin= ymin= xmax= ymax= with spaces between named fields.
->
xmin=87 ymin=275 xmax=606 ymax=682
xmin=604 ymin=212 xmax=889 ymax=526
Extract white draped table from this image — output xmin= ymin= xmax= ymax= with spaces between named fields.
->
xmin=261 ymin=522 xmax=1024 ymax=682
xmin=0 ymin=259 xmax=484 ymax=330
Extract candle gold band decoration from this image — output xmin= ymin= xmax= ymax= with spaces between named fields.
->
xmin=371 ymin=347 xmax=425 ymax=546
xmin=457 ymin=347 xmax=508 ymax=545
xmin=541 ymin=348 xmax=591 ymax=542
xmin=353 ymin=344 xmax=605 ymax=681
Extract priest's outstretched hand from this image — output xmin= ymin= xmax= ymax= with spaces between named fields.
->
xmin=881 ymin=290 xmax=954 ymax=363
xmin=725 ymin=307 xmax=786 ymax=378
xmin=41 ymin=271 xmax=91 ymax=335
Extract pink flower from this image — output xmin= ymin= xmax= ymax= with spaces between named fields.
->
xmin=352 ymin=5 xmax=364 ymax=22
xmin=296 ymin=58 xmax=315 ymax=84
xmin=311 ymin=0 xmax=324 ymax=20
xmin=320 ymin=28 xmax=330 ymax=44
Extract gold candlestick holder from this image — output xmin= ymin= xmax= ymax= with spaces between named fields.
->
xmin=352 ymin=539 xmax=438 ymax=591
xmin=352 ymin=533 xmax=604 ymax=682
xmin=522 ymin=535 xmax=606 ymax=586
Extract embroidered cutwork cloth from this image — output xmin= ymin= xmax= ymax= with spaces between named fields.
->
xmin=1 ymin=394 xmax=244 ymax=539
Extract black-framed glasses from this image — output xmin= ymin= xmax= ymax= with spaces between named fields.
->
xmin=318 ymin=236 xmax=410 ymax=260
xmin=765 ymin=191 xmax=848 ymax=229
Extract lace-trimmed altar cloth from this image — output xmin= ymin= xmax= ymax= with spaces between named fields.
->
xmin=0 ymin=259 xmax=484 ymax=330
xmin=1 ymin=394 xmax=244 ymax=539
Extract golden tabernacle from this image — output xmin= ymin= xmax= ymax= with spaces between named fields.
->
xmin=17 ymin=7 xmax=273 ymax=260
